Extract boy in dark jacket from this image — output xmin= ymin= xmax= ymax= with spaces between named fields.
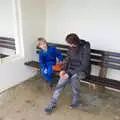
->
xmin=37 ymin=38 xmax=63 ymax=88
xmin=45 ymin=33 xmax=91 ymax=113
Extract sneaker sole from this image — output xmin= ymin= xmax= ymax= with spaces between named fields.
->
xmin=45 ymin=107 xmax=56 ymax=114
xmin=69 ymin=104 xmax=80 ymax=109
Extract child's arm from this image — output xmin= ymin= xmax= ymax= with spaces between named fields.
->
xmin=39 ymin=52 xmax=46 ymax=69
xmin=54 ymin=47 xmax=64 ymax=62
xmin=60 ymin=50 xmax=70 ymax=72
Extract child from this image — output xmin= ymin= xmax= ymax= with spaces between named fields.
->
xmin=37 ymin=37 xmax=64 ymax=88
xmin=44 ymin=33 xmax=91 ymax=113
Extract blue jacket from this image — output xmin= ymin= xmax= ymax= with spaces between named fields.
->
xmin=39 ymin=46 xmax=63 ymax=69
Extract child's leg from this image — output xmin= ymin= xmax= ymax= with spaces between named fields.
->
xmin=41 ymin=64 xmax=54 ymax=83
xmin=46 ymin=64 xmax=54 ymax=83
xmin=51 ymin=76 xmax=69 ymax=103
xmin=70 ymin=72 xmax=86 ymax=107
xmin=45 ymin=76 xmax=69 ymax=113
xmin=70 ymin=74 xmax=80 ymax=106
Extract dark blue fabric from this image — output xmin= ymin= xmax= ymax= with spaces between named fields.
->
xmin=41 ymin=63 xmax=54 ymax=83
xmin=39 ymin=46 xmax=63 ymax=83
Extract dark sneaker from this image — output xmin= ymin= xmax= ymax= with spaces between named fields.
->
xmin=69 ymin=103 xmax=80 ymax=109
xmin=44 ymin=103 xmax=56 ymax=114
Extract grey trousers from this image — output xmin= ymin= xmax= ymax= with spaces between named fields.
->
xmin=50 ymin=72 xmax=86 ymax=105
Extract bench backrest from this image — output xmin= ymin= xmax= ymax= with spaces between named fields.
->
xmin=36 ymin=42 xmax=120 ymax=71
xmin=0 ymin=37 xmax=16 ymax=50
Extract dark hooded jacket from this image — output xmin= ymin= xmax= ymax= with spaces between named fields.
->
xmin=62 ymin=40 xmax=91 ymax=78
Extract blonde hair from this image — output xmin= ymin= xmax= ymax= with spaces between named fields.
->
xmin=37 ymin=37 xmax=47 ymax=48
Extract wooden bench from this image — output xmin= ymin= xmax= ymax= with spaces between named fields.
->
xmin=0 ymin=37 xmax=16 ymax=59
xmin=24 ymin=42 xmax=120 ymax=91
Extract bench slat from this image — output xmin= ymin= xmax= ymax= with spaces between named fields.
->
xmin=91 ymin=49 xmax=104 ymax=55
xmin=104 ymin=57 xmax=120 ymax=64
xmin=0 ymin=40 xmax=15 ymax=45
xmin=91 ymin=49 xmax=120 ymax=58
xmin=85 ymin=75 xmax=120 ymax=90
xmin=103 ymin=63 xmax=120 ymax=70
xmin=0 ymin=37 xmax=16 ymax=50
xmin=0 ymin=37 xmax=15 ymax=42
xmin=24 ymin=61 xmax=40 ymax=68
xmin=0 ymin=54 xmax=9 ymax=58
xmin=48 ymin=42 xmax=69 ymax=49
xmin=0 ymin=44 xmax=16 ymax=50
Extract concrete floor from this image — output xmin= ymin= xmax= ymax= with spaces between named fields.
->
xmin=0 ymin=76 xmax=120 ymax=120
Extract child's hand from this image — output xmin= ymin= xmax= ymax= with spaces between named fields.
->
xmin=62 ymin=73 xmax=69 ymax=79
xmin=44 ymin=69 xmax=47 ymax=74
xmin=59 ymin=70 xmax=65 ymax=77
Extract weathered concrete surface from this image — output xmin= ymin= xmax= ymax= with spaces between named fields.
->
xmin=0 ymin=76 xmax=120 ymax=120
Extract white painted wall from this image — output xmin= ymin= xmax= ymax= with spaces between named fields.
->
xmin=0 ymin=0 xmax=15 ymax=37
xmin=21 ymin=0 xmax=45 ymax=61
xmin=0 ymin=0 xmax=45 ymax=93
xmin=45 ymin=0 xmax=120 ymax=81
xmin=0 ymin=48 xmax=15 ymax=55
